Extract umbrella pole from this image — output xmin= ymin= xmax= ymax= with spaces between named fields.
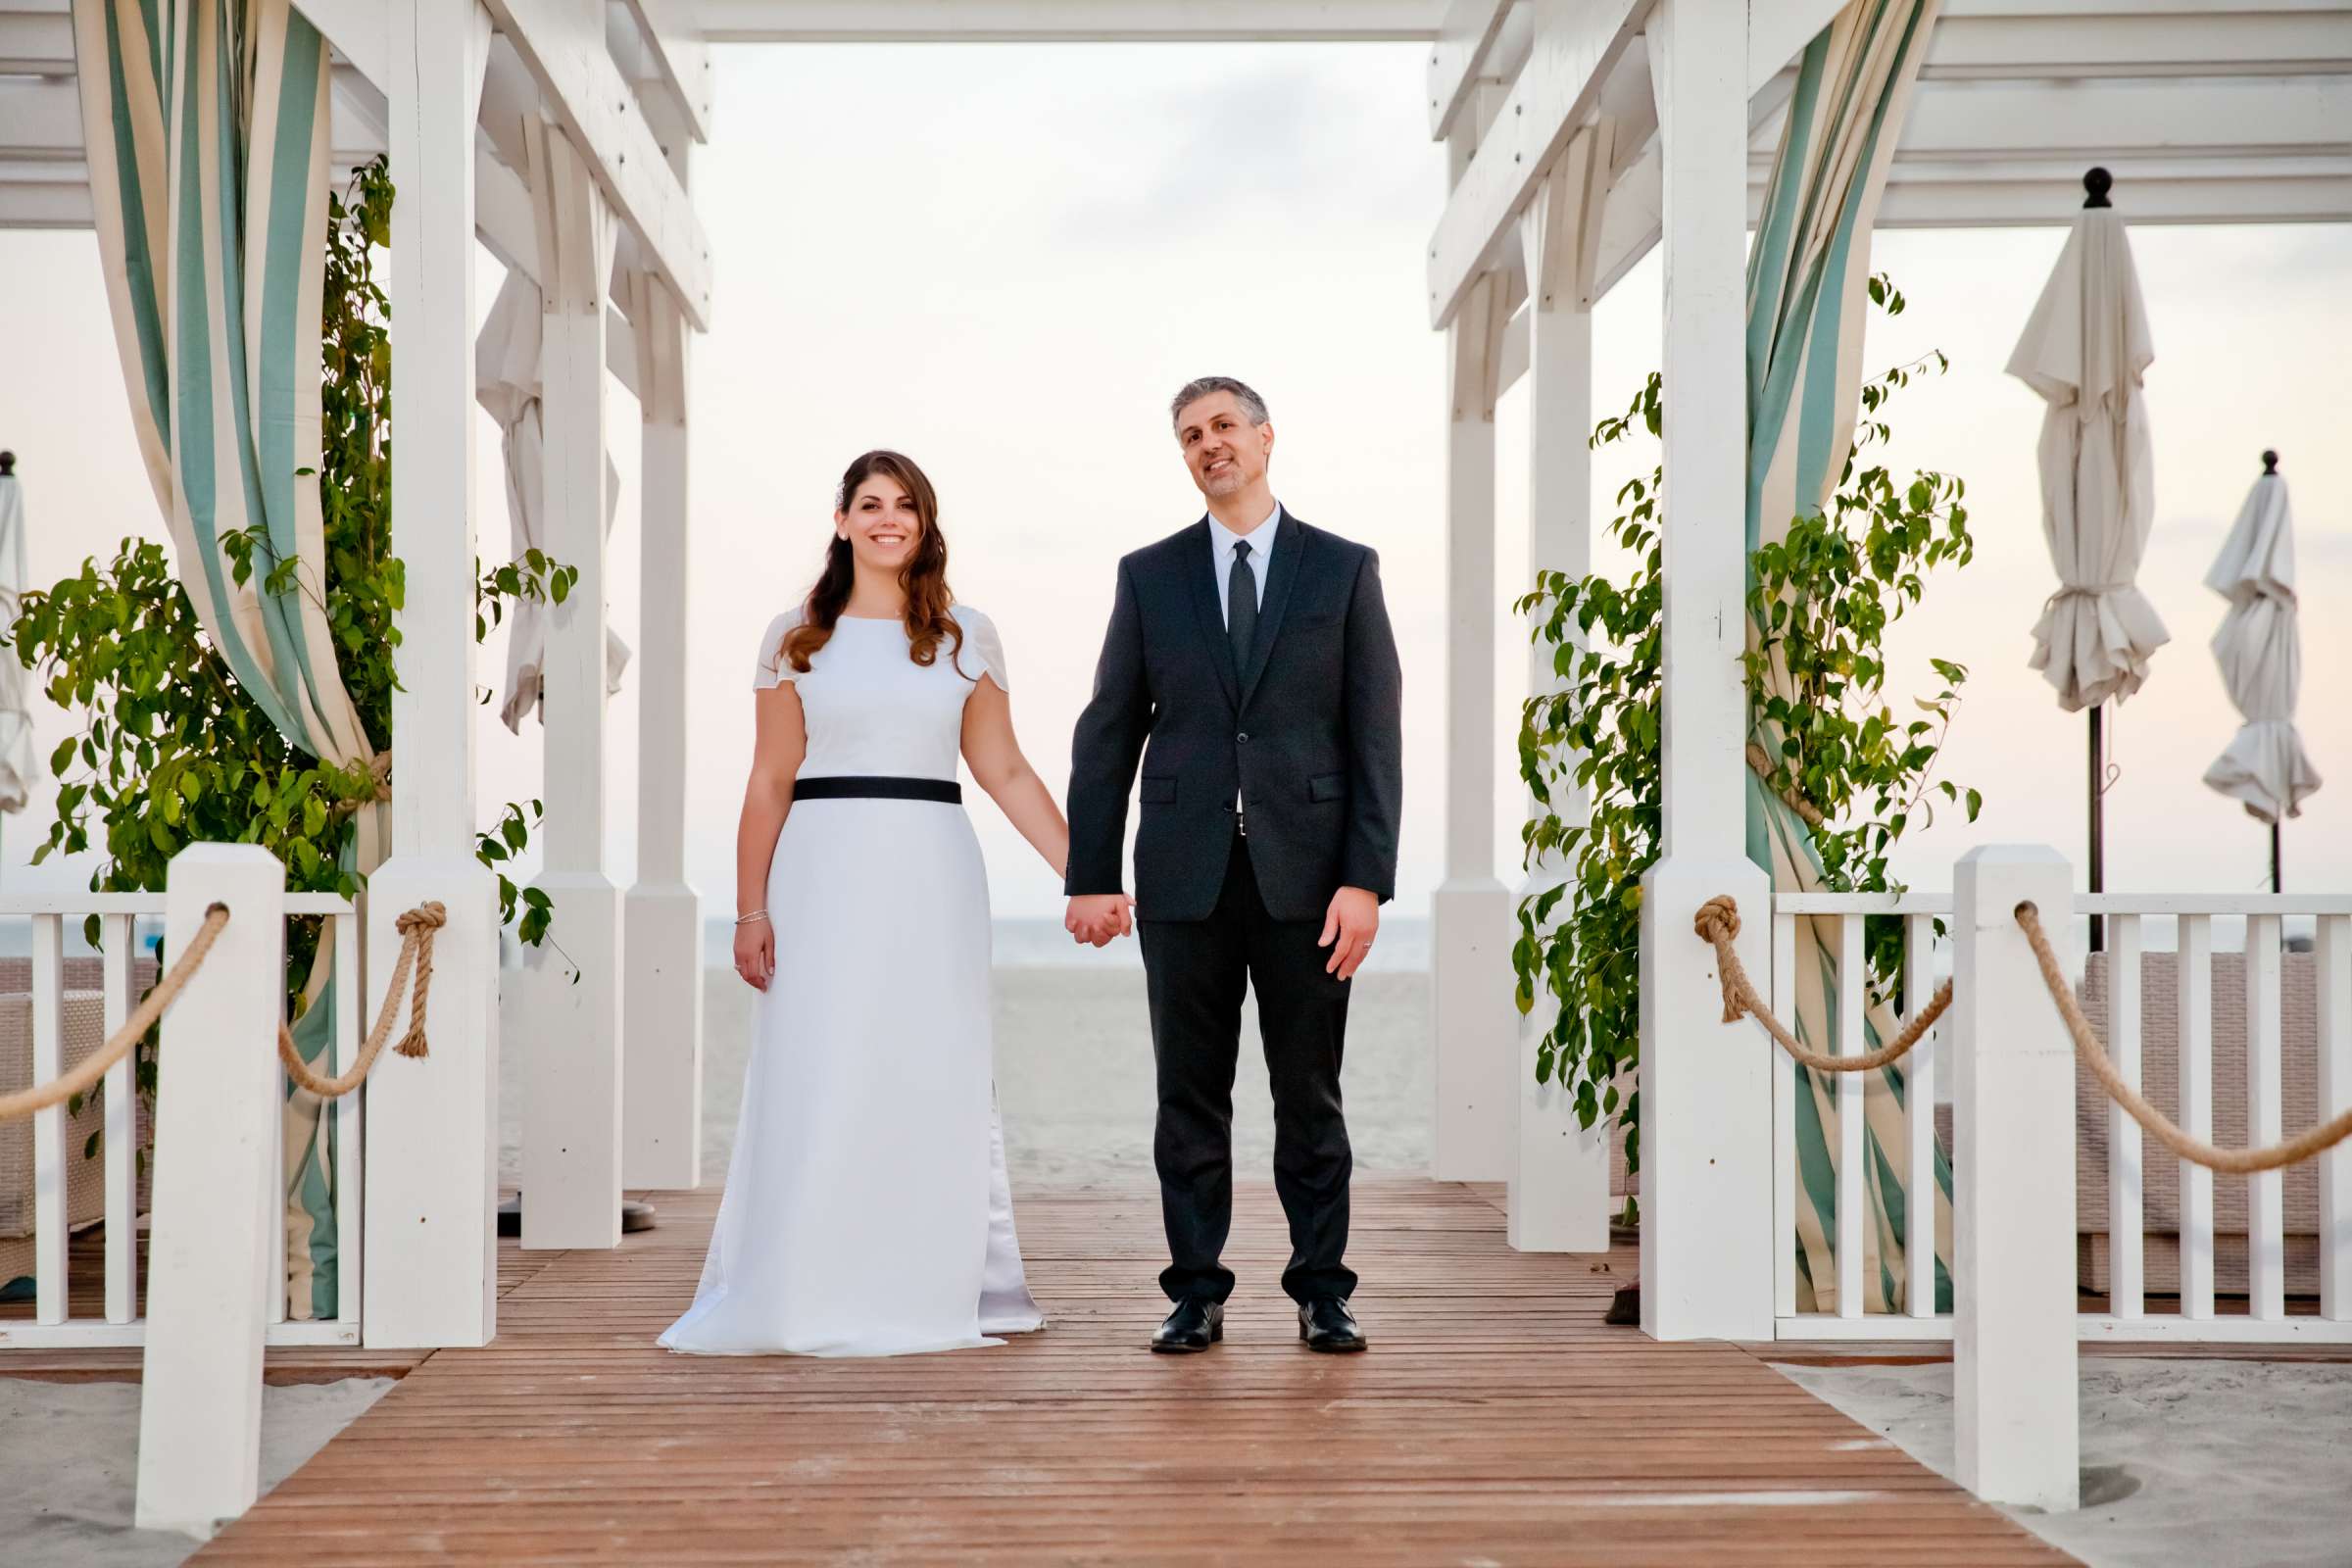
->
xmin=2271 ymin=820 xmax=2282 ymax=894
xmin=2088 ymin=705 xmax=2104 ymax=951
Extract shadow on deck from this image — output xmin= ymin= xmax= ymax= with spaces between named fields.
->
xmin=190 ymin=1177 xmax=2068 ymax=1564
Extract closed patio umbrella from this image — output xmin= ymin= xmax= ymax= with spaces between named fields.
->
xmin=2007 ymin=169 xmax=2169 ymax=931
xmin=2203 ymin=452 xmax=2322 ymax=888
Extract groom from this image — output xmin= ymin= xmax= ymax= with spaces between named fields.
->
xmin=1065 ymin=376 xmax=1402 ymax=1354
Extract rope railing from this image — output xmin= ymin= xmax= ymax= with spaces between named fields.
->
xmin=1692 ymin=895 xmax=1950 ymax=1074
xmin=0 ymin=899 xmax=447 ymax=1120
xmin=1691 ymin=892 xmax=2352 ymax=1176
xmin=2014 ymin=900 xmax=2352 ymax=1176
xmin=277 ymin=903 xmax=446 ymax=1100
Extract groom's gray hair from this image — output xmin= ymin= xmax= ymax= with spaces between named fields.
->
xmin=1169 ymin=375 xmax=1269 ymax=432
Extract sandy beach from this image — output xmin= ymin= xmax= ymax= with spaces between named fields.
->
xmin=1778 ymin=1356 xmax=2352 ymax=1567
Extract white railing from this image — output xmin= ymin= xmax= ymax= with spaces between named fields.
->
xmin=0 ymin=889 xmax=364 ymax=1350
xmin=1771 ymin=887 xmax=2352 ymax=1346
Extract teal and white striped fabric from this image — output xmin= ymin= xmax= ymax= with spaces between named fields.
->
xmin=73 ymin=0 xmax=381 ymax=1318
xmin=1743 ymin=0 xmax=1945 ymax=1314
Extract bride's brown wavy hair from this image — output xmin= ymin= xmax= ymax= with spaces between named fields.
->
xmin=779 ymin=449 xmax=969 ymax=679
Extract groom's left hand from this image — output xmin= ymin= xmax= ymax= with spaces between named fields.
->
xmin=1318 ymin=887 xmax=1379 ymax=980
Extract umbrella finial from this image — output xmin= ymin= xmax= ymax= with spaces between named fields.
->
xmin=2262 ymin=449 xmax=2279 ymax=475
xmin=0 ymin=451 xmax=14 ymax=477
xmin=2082 ymin=167 xmax=2113 ymax=209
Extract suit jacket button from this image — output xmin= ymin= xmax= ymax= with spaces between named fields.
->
xmin=1237 ymin=732 xmax=1249 ymax=743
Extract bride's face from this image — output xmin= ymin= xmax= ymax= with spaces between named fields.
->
xmin=835 ymin=475 xmax=924 ymax=574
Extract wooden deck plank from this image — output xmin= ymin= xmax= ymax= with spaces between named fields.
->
xmin=195 ymin=1178 xmax=2071 ymax=1564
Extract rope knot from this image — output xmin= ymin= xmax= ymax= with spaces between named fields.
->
xmin=1693 ymin=894 xmax=1742 ymax=945
xmin=395 ymin=901 xmax=448 ymax=936
xmin=391 ymin=902 xmax=444 ymax=1058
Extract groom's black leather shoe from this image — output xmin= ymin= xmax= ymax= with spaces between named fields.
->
xmin=1151 ymin=1298 xmax=1223 ymax=1353
xmin=1298 ymin=1297 xmax=1367 ymax=1352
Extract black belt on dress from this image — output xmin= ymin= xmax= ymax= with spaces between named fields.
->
xmin=792 ymin=774 xmax=962 ymax=804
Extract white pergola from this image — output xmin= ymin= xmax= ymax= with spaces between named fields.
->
xmin=0 ymin=0 xmax=2345 ymax=1348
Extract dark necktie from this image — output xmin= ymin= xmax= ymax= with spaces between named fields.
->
xmin=1227 ymin=539 xmax=1257 ymax=675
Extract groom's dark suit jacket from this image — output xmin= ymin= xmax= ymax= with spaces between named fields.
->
xmin=1065 ymin=508 xmax=1403 ymax=924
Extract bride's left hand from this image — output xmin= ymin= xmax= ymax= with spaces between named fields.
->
xmin=734 ymin=917 xmax=775 ymax=991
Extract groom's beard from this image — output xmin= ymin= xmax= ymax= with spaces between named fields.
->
xmin=1198 ymin=461 xmax=1250 ymax=497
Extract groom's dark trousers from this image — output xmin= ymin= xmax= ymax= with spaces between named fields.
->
xmin=1065 ymin=508 xmax=1402 ymax=1304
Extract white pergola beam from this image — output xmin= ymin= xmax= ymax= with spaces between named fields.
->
xmin=693 ymin=0 xmax=1446 ymax=40
xmin=1432 ymin=0 xmax=2352 ymax=325
xmin=1424 ymin=0 xmax=1652 ymax=330
xmin=1923 ymin=9 xmax=2352 ymax=76
xmin=1888 ymin=74 xmax=2347 ymax=158
xmin=1426 ymin=0 xmax=1855 ymax=327
xmin=302 ymin=0 xmax=393 ymax=87
xmin=0 ymin=78 xmax=80 ymax=151
xmin=482 ymin=0 xmax=712 ymax=331
xmin=0 ymin=11 xmax=71 ymax=75
xmin=1872 ymin=160 xmax=2352 ymax=224
xmin=618 ymin=0 xmax=714 ymax=141
xmin=1427 ymin=0 xmax=1512 ymax=137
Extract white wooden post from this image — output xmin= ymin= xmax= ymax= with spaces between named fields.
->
xmin=1951 ymin=845 xmax=2078 ymax=1513
xmin=522 ymin=121 xmax=625 ymax=1250
xmin=366 ymin=0 xmax=503 ymax=1351
xmin=1431 ymin=254 xmax=1513 ymax=1183
xmin=135 ymin=846 xmax=284 ymax=1537
xmin=622 ymin=270 xmax=702 ymax=1192
xmin=1508 ymin=129 xmax=1610 ymax=1252
xmin=1635 ymin=0 xmax=1772 ymax=1342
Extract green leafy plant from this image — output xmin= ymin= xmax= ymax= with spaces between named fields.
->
xmin=1510 ymin=277 xmax=1978 ymax=1202
xmin=3 ymin=157 xmax=567 ymax=1134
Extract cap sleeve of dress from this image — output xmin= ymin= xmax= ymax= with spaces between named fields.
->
xmin=753 ymin=608 xmax=804 ymax=689
xmin=954 ymin=606 xmax=1009 ymax=693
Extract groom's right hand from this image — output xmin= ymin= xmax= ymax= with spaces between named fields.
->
xmin=1065 ymin=893 xmax=1134 ymax=947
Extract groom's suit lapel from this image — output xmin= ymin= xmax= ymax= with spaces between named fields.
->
xmin=1184 ymin=519 xmax=1243 ymax=710
xmin=1237 ymin=510 xmax=1306 ymax=714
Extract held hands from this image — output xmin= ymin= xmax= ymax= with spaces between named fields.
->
xmin=1319 ymin=886 xmax=1379 ymax=980
xmin=734 ymin=915 xmax=776 ymax=992
xmin=1065 ymin=893 xmax=1136 ymax=948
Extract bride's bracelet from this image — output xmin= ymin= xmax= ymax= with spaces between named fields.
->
xmin=735 ymin=910 xmax=769 ymax=926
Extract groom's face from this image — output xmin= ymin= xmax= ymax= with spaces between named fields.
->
xmin=1175 ymin=391 xmax=1273 ymax=501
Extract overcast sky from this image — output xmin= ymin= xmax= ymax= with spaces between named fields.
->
xmin=2 ymin=41 xmax=2347 ymax=923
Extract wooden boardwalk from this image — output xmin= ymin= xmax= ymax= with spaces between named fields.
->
xmin=194 ymin=1178 xmax=2070 ymax=1565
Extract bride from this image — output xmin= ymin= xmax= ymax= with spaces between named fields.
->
xmin=660 ymin=449 xmax=1122 ymax=1356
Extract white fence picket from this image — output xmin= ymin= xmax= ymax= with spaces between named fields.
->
xmin=1772 ymin=910 xmax=1796 ymax=1320
xmin=332 ymin=911 xmax=365 ymax=1336
xmin=1904 ymin=913 xmax=1938 ymax=1318
xmin=31 ymin=913 xmax=65 ymax=1325
xmin=2323 ymin=914 xmax=2352 ymax=1322
xmin=102 ymin=914 xmax=137 ymax=1325
xmin=1836 ymin=912 xmax=1865 ymax=1320
xmin=2179 ymin=914 xmax=2216 ymax=1321
xmin=2107 ymin=914 xmax=2143 ymax=1319
xmin=2246 ymin=913 xmax=2285 ymax=1320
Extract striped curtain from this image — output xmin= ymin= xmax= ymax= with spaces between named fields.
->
xmin=72 ymin=0 xmax=381 ymax=1317
xmin=1744 ymin=0 xmax=1945 ymax=1314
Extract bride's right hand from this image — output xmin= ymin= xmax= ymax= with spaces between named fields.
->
xmin=734 ymin=918 xmax=775 ymax=991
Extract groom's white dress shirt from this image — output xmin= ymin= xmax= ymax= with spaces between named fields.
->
xmin=1210 ymin=500 xmax=1279 ymax=819
xmin=1209 ymin=500 xmax=1279 ymax=627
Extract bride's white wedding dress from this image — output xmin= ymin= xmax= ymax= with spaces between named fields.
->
xmin=659 ymin=604 xmax=1045 ymax=1356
